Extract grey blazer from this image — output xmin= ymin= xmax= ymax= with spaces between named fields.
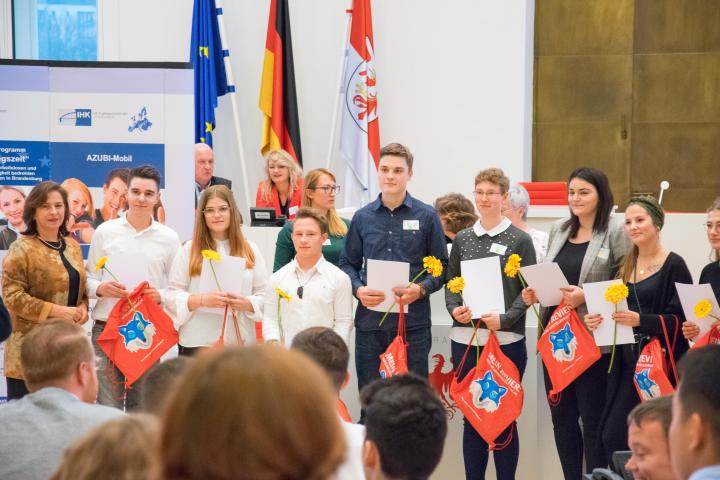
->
xmin=544 ymin=215 xmax=630 ymax=320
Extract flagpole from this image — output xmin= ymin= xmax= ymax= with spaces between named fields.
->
xmin=324 ymin=1 xmax=353 ymax=171
xmin=215 ymin=0 xmax=252 ymax=212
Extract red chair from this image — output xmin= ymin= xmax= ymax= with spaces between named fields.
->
xmin=519 ymin=182 xmax=568 ymax=206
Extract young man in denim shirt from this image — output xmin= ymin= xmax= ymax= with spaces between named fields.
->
xmin=340 ymin=143 xmax=447 ymax=392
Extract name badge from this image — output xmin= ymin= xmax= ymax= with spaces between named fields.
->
xmin=289 ymin=205 xmax=299 ymax=216
xmin=403 ymin=220 xmax=420 ymax=230
xmin=322 ymin=238 xmax=332 ymax=246
xmin=489 ymin=243 xmax=507 ymax=255
xmin=598 ymin=248 xmax=609 ymax=260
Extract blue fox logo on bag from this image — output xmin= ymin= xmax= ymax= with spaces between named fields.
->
xmin=119 ymin=311 xmax=156 ymax=353
xmin=470 ymin=371 xmax=508 ymax=413
xmin=634 ymin=368 xmax=660 ymax=400
xmin=549 ymin=323 xmax=577 ymax=362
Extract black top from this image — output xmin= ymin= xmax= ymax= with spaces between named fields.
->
xmin=279 ymin=199 xmax=289 ymax=218
xmin=555 ymin=240 xmax=590 ymax=287
xmin=93 ymin=208 xmax=107 ymax=228
xmin=700 ymin=261 xmax=720 ymax=301
xmin=627 ymin=271 xmax=663 ymax=315
xmin=40 ymin=239 xmax=80 ymax=307
xmin=0 ymin=297 xmax=11 ymax=342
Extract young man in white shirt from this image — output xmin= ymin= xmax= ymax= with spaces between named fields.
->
xmin=86 ymin=165 xmax=180 ymax=411
xmin=263 ymin=208 xmax=352 ymax=346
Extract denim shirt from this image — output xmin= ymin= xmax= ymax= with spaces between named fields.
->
xmin=339 ymin=192 xmax=448 ymax=331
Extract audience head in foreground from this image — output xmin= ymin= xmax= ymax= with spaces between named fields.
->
xmin=160 ymin=345 xmax=345 ymax=480
xmin=291 ymin=326 xmax=349 ymax=393
xmin=669 ymin=346 xmax=720 ymax=480
xmin=626 ymin=395 xmax=675 ymax=480
xmin=51 ymin=413 xmax=160 ymax=480
xmin=361 ymin=374 xmax=448 ymax=480
xmin=0 ymin=321 xmax=122 ymax=480
xmin=140 ymin=356 xmax=194 ymax=415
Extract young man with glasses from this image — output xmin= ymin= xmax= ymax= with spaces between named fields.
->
xmin=264 ymin=208 xmax=353 ymax=346
xmin=86 ymin=165 xmax=180 ymax=411
xmin=339 ymin=143 xmax=448 ymax=393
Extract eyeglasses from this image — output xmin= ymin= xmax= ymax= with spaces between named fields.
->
xmin=473 ymin=190 xmax=501 ymax=198
xmin=311 ymin=185 xmax=341 ymax=194
xmin=202 ymin=206 xmax=231 ymax=216
xmin=704 ymin=222 xmax=720 ymax=232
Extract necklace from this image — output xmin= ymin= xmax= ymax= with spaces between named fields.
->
xmin=294 ymin=269 xmax=318 ymax=299
xmin=38 ymin=236 xmax=63 ymax=251
xmin=638 ymin=262 xmax=662 ymax=276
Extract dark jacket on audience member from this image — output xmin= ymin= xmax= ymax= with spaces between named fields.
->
xmin=0 ymin=297 xmax=10 ymax=343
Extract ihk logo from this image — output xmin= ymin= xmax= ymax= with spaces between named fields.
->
xmin=58 ymin=109 xmax=92 ymax=126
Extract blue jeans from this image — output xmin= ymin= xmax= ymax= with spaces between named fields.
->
xmin=355 ymin=326 xmax=432 ymax=392
xmin=451 ymin=338 xmax=528 ymax=480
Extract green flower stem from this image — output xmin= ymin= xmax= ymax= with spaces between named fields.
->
xmin=517 ymin=272 xmax=543 ymax=335
xmin=378 ymin=269 xmax=427 ymax=327
xmin=608 ymin=305 xmax=618 ymax=374
xmin=277 ymin=301 xmax=285 ymax=344
xmin=103 ymin=266 xmax=134 ymax=310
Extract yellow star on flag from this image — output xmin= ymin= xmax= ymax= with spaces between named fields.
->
xmin=199 ymin=46 xmax=209 ymax=58
xmin=205 ymin=122 xmax=213 ymax=133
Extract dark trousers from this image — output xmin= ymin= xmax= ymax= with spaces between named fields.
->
xmin=601 ymin=350 xmax=638 ymax=463
xmin=451 ymin=338 xmax=527 ymax=480
xmin=178 ymin=345 xmax=206 ymax=357
xmin=544 ymin=352 xmax=610 ymax=480
xmin=6 ymin=377 xmax=29 ymax=400
xmin=355 ymin=326 xmax=431 ymax=392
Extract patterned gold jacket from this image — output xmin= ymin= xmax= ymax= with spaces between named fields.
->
xmin=2 ymin=236 xmax=87 ymax=379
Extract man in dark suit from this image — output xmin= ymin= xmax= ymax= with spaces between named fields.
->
xmin=195 ymin=143 xmax=232 ymax=205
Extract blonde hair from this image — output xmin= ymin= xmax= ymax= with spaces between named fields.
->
xmin=160 ymin=346 xmax=345 ymax=480
xmin=260 ymin=149 xmax=303 ymax=203
xmin=61 ymin=178 xmax=95 ymax=221
xmin=708 ymin=197 xmax=720 ymax=262
xmin=190 ymin=185 xmax=255 ymax=277
xmin=51 ymin=414 xmax=160 ymax=480
xmin=474 ymin=168 xmax=510 ymax=194
xmin=301 ymin=169 xmax=347 ymax=237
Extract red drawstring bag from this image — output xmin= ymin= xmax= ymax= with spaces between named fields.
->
xmin=538 ymin=302 xmax=601 ymax=400
xmin=97 ymin=281 xmax=179 ymax=387
xmin=214 ymin=306 xmax=244 ymax=348
xmin=450 ymin=330 xmax=524 ymax=449
xmin=379 ymin=300 xmax=408 ymax=378
xmin=633 ymin=315 xmax=678 ymax=401
xmin=691 ymin=325 xmax=720 ymax=349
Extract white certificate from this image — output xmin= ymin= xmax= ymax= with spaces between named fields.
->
xmin=584 ymin=279 xmax=635 ymax=347
xmin=461 ymin=256 xmax=505 ymax=317
xmin=366 ymin=259 xmax=410 ymax=314
xmin=676 ymin=282 xmax=720 ymax=338
xmin=104 ymin=251 xmax=150 ymax=292
xmin=198 ymin=256 xmax=246 ymax=314
xmin=519 ymin=262 xmax=570 ymax=307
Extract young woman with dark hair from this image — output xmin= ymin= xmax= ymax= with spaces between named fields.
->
xmin=522 ymin=167 xmax=629 ymax=479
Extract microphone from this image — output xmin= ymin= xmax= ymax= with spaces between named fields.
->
xmin=658 ymin=181 xmax=670 ymax=205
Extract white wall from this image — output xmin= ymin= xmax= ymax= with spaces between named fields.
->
xmin=99 ymin=0 xmax=535 ymax=214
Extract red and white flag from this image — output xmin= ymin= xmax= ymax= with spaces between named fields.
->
xmin=340 ymin=0 xmax=380 ymax=207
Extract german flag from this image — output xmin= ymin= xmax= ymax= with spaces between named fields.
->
xmin=259 ymin=0 xmax=303 ymax=166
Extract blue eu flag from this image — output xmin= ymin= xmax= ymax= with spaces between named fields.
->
xmin=190 ymin=0 xmax=231 ymax=146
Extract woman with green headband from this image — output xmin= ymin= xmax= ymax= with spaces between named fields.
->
xmin=585 ymin=195 xmax=691 ymax=462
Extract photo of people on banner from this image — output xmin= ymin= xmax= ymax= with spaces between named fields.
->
xmin=0 ymin=165 xmax=167 ymax=250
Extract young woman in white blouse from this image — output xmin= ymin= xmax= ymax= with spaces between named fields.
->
xmin=167 ymin=185 xmax=267 ymax=355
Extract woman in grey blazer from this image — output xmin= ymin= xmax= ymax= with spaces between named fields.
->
xmin=523 ymin=167 xmax=629 ymax=480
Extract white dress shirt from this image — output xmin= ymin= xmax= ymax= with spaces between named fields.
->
xmin=335 ymin=419 xmax=366 ymax=480
xmin=263 ymin=256 xmax=353 ymax=346
xmin=166 ymin=239 xmax=267 ymax=347
xmin=86 ymin=215 xmax=180 ymax=322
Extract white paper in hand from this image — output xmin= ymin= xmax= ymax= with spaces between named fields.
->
xmin=676 ymin=282 xmax=720 ymax=338
xmin=519 ymin=262 xmax=570 ymax=307
xmin=366 ymin=259 xmax=409 ymax=314
xmin=198 ymin=256 xmax=246 ymax=314
xmin=105 ymin=251 xmax=150 ymax=292
xmin=461 ymin=256 xmax=505 ymax=317
xmin=584 ymin=279 xmax=635 ymax=347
